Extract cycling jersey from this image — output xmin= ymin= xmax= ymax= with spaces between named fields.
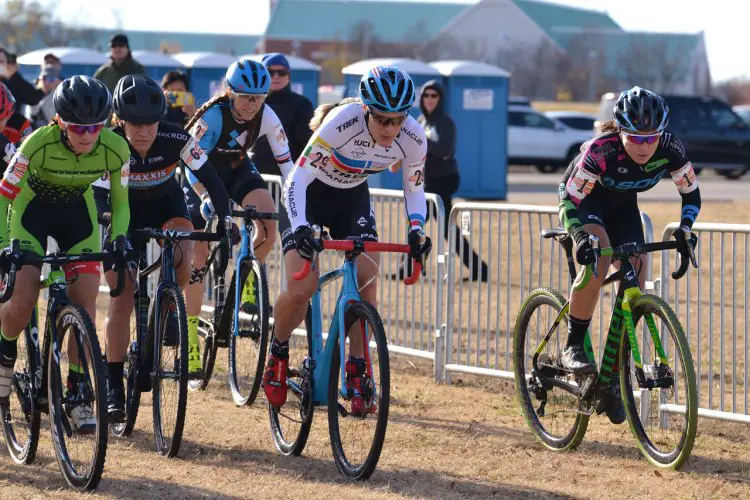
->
xmin=0 ymin=124 xmax=130 ymax=249
xmin=186 ymin=102 xmax=294 ymax=182
xmin=283 ymin=103 xmax=428 ymax=233
xmin=559 ymin=131 xmax=701 ymax=235
xmin=4 ymin=112 xmax=32 ymax=145
xmin=0 ymin=131 xmax=15 ymax=173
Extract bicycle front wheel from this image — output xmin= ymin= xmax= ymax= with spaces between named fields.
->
xmin=619 ymin=294 xmax=698 ymax=470
xmin=328 ymin=301 xmax=389 ymax=481
xmin=189 ymin=267 xmax=219 ymax=392
xmin=228 ymin=259 xmax=269 ymax=406
xmin=2 ymin=324 xmax=41 ymax=464
xmin=151 ymin=285 xmax=189 ymax=458
xmin=48 ymin=304 xmax=108 ymax=491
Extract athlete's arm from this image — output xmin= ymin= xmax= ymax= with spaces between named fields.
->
xmin=559 ymin=142 xmax=603 ymax=235
xmin=108 ymin=145 xmax=131 ymax=240
xmin=283 ymin=164 xmax=316 ymax=231
xmin=400 ymin=156 xmax=427 ymax=232
xmin=0 ymin=148 xmax=31 ymax=247
xmin=179 ymin=136 xmax=230 ymax=219
xmin=186 ymin=106 xmax=222 ymax=188
xmin=259 ymin=106 xmax=294 ymax=182
xmin=666 ymin=137 xmax=701 ymax=228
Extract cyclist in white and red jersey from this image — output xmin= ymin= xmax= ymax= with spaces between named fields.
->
xmin=263 ymin=65 xmax=433 ymax=409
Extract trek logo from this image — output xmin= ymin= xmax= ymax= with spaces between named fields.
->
xmin=401 ymin=127 xmax=423 ymax=146
xmin=336 ymin=116 xmax=358 ymax=132
xmin=354 ymin=139 xmax=371 ymax=147
xmin=643 ymin=158 xmax=669 ymax=172
xmin=602 ymin=170 xmax=668 ymax=190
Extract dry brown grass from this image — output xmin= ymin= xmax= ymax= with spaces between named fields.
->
xmin=2 ymin=201 xmax=750 ymax=498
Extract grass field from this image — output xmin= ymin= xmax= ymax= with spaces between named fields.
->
xmin=1 ymin=202 xmax=749 ymax=498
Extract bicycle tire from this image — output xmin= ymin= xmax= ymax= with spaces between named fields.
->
xmin=513 ymin=288 xmax=589 ymax=451
xmin=48 ymin=304 xmax=108 ymax=491
xmin=1 ymin=325 xmax=41 ymax=464
xmin=228 ymin=259 xmax=270 ymax=406
xmin=269 ymin=304 xmax=314 ymax=456
xmin=190 ymin=267 xmax=220 ymax=391
xmin=151 ymin=285 xmax=189 ymax=458
xmin=619 ymin=293 xmax=698 ymax=470
xmin=328 ymin=301 xmax=390 ymax=480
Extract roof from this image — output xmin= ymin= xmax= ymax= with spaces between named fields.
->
xmin=265 ymin=0 xmax=472 ymax=42
xmin=17 ymin=47 xmax=107 ymax=65
xmin=429 ymin=60 xmax=510 ymax=77
xmin=243 ymin=53 xmax=321 ymax=71
xmin=172 ymin=52 xmax=237 ymax=68
xmin=130 ymin=50 xmax=185 ymax=67
xmin=513 ymin=0 xmax=623 ymax=49
xmin=342 ymin=57 xmax=441 ymax=75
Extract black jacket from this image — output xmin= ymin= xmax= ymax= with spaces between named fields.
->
xmin=418 ymin=80 xmax=458 ymax=179
xmin=2 ymin=72 xmax=45 ymax=108
xmin=249 ymin=84 xmax=314 ymax=175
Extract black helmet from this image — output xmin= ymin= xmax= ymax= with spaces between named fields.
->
xmin=53 ymin=75 xmax=112 ymax=124
xmin=113 ymin=74 xmax=167 ymax=124
xmin=613 ymin=86 xmax=669 ymax=133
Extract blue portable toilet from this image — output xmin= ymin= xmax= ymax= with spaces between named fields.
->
xmin=429 ymin=60 xmax=510 ymax=200
xmin=172 ymin=52 xmax=236 ymax=106
xmin=341 ymin=58 xmax=442 ymax=190
xmin=18 ymin=47 xmax=108 ymax=82
xmin=245 ymin=53 xmax=320 ymax=107
xmin=130 ymin=51 xmax=185 ymax=82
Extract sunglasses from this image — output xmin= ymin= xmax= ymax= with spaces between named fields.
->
xmin=269 ymin=69 xmax=289 ymax=77
xmin=368 ymin=108 xmax=408 ymax=127
xmin=232 ymin=92 xmax=267 ymax=103
xmin=62 ymin=120 xmax=106 ymax=135
xmin=422 ymin=92 xmax=439 ymax=99
xmin=622 ymin=131 xmax=662 ymax=145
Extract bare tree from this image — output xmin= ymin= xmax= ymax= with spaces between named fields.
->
xmin=0 ymin=0 xmax=98 ymax=52
xmin=616 ymin=38 xmax=689 ymax=94
xmin=713 ymin=77 xmax=750 ymax=105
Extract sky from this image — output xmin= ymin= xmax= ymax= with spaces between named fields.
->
xmin=9 ymin=0 xmax=742 ymax=82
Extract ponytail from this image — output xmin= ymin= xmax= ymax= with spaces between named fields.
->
xmin=310 ymin=97 xmax=361 ymax=132
xmin=600 ymin=119 xmax=619 ymax=134
xmin=184 ymin=90 xmax=231 ymax=133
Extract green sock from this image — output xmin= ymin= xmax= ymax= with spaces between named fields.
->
xmin=187 ymin=316 xmax=199 ymax=350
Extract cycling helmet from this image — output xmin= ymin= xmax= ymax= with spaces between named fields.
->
xmin=54 ymin=75 xmax=112 ymax=124
xmin=613 ymin=86 xmax=669 ymax=133
xmin=226 ymin=59 xmax=270 ymax=94
xmin=113 ymin=74 xmax=166 ymax=124
xmin=0 ymin=83 xmax=15 ymax=121
xmin=359 ymin=65 xmax=415 ymax=113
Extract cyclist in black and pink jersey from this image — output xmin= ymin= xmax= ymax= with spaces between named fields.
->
xmin=558 ymin=86 xmax=701 ymax=424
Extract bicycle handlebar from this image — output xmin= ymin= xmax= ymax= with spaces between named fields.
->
xmin=230 ymin=205 xmax=280 ymax=222
xmin=132 ymin=227 xmax=226 ymax=243
xmin=292 ymin=238 xmax=423 ymax=285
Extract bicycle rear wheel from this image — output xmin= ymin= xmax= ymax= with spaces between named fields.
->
xmin=269 ymin=304 xmax=314 ymax=456
xmin=151 ymin=285 xmax=189 ymax=458
xmin=513 ymin=288 xmax=589 ymax=451
xmin=620 ymin=294 xmax=698 ymax=470
xmin=328 ymin=301 xmax=389 ymax=481
xmin=228 ymin=259 xmax=269 ymax=406
xmin=1 ymin=323 xmax=41 ymax=464
xmin=48 ymin=304 xmax=108 ymax=491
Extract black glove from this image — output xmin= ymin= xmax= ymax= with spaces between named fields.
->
xmin=573 ymin=229 xmax=595 ymax=266
xmin=408 ymin=229 xmax=432 ymax=260
xmin=109 ymin=235 xmax=136 ymax=271
xmin=294 ymin=225 xmax=322 ymax=261
xmin=673 ymin=226 xmax=698 ymax=258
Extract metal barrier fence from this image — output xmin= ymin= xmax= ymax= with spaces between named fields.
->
xmin=442 ymin=202 xmax=654 ymax=384
xmin=660 ymin=222 xmax=750 ymax=424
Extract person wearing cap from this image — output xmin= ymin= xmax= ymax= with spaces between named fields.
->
xmin=94 ymin=34 xmax=146 ymax=93
xmin=248 ymin=52 xmax=313 ymax=176
xmin=30 ymin=63 xmax=63 ymax=127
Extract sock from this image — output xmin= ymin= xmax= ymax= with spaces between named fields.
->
xmin=270 ymin=337 xmax=289 ymax=359
xmin=0 ymin=329 xmax=17 ymax=362
xmin=108 ymin=361 xmax=124 ymax=385
xmin=187 ymin=316 xmax=199 ymax=349
xmin=566 ymin=315 xmax=591 ymax=347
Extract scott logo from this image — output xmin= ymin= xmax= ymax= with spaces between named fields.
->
xmin=336 ymin=116 xmax=358 ymax=132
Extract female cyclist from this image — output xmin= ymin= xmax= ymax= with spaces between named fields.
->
xmin=93 ymin=74 xmax=232 ymax=421
xmin=263 ymin=64 xmax=433 ymax=411
xmin=181 ymin=58 xmax=294 ymax=346
xmin=0 ymin=75 xmax=131 ymax=432
xmin=558 ymin=86 xmax=701 ymax=424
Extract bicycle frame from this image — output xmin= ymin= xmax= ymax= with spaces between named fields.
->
xmin=231 ymin=216 xmax=257 ymax=340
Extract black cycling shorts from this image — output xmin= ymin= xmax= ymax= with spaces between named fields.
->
xmin=279 ymin=179 xmax=378 ymax=254
xmin=185 ymin=158 xmax=267 ymax=228
xmin=575 ymin=188 xmax=644 ymax=247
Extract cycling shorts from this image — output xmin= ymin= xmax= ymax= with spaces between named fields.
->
xmin=574 ymin=188 xmax=645 ymax=247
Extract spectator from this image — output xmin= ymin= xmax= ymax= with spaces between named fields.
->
xmin=0 ymin=48 xmax=47 ymax=109
xmin=393 ymin=80 xmax=489 ymax=282
xmin=248 ymin=52 xmax=314 ymax=176
xmin=30 ymin=64 xmax=63 ymax=127
xmin=94 ymin=34 xmax=146 ymax=93
xmin=43 ymin=53 xmax=62 ymax=73
xmin=160 ymin=70 xmax=196 ymax=126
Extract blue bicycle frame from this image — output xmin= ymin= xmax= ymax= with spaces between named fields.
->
xmin=231 ymin=216 xmax=256 ymax=341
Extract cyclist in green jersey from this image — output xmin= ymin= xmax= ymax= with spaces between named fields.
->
xmin=0 ymin=76 xmax=131 ymax=432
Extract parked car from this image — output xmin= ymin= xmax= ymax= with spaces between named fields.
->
xmin=733 ymin=104 xmax=750 ymax=125
xmin=507 ymin=105 xmax=594 ymax=173
xmin=596 ymin=93 xmax=750 ymax=180
xmin=544 ymin=110 xmax=596 ymax=132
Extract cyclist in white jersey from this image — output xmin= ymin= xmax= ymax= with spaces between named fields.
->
xmin=264 ymin=65 xmax=433 ymax=409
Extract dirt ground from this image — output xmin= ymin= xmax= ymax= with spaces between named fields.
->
xmin=1 ymin=202 xmax=750 ymax=499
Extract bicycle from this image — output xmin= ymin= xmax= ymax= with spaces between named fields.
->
xmin=268 ymin=226 xmax=423 ymax=480
xmin=107 ymin=224 xmax=228 ymax=458
xmin=513 ymin=228 xmax=699 ymax=470
xmin=188 ymin=205 xmax=279 ymax=409
xmin=0 ymin=239 xmax=125 ymax=490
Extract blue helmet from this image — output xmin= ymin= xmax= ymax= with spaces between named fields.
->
xmin=225 ymin=59 xmax=270 ymax=94
xmin=359 ymin=65 xmax=415 ymax=113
